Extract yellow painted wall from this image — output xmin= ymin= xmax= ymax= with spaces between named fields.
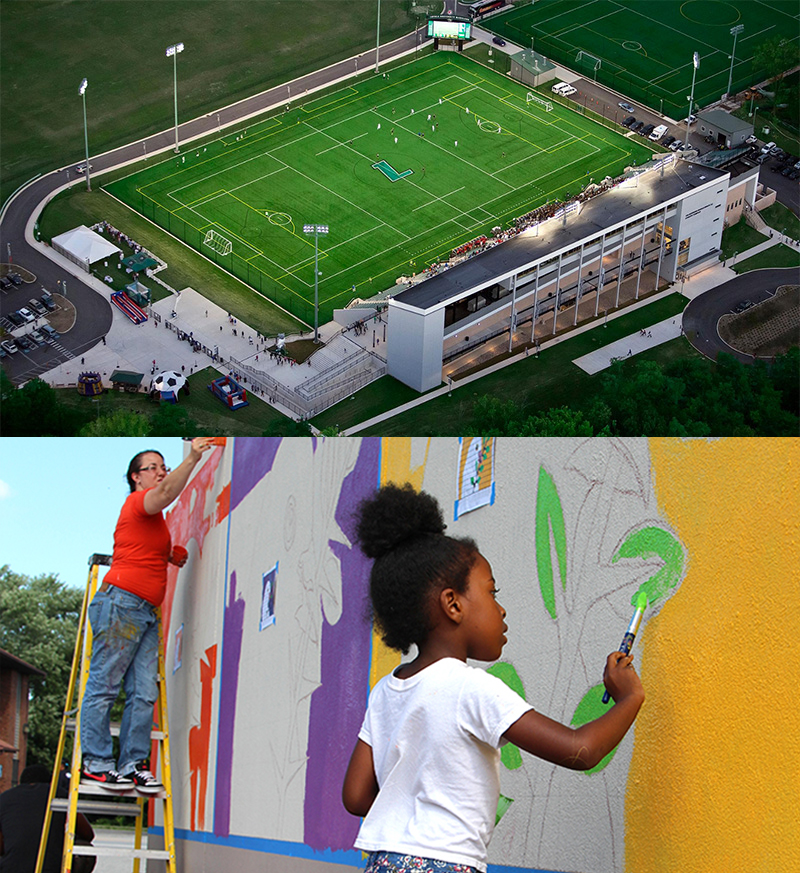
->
xmin=627 ymin=439 xmax=800 ymax=872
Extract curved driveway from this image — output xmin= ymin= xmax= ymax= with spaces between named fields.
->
xmin=0 ymin=29 xmax=424 ymax=382
xmin=683 ymin=266 xmax=800 ymax=363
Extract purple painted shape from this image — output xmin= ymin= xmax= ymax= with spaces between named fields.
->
xmin=230 ymin=438 xmax=282 ymax=513
xmin=304 ymin=438 xmax=380 ymax=851
xmin=213 ymin=570 xmax=246 ymax=837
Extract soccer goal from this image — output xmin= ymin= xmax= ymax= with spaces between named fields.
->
xmin=527 ymin=92 xmax=553 ymax=111
xmin=203 ymin=229 xmax=233 ymax=256
xmin=575 ymin=50 xmax=602 ymax=77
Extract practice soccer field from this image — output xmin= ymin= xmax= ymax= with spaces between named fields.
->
xmin=106 ymin=52 xmax=655 ymax=325
xmin=485 ymin=0 xmax=800 ymax=120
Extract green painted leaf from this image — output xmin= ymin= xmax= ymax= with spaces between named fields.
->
xmin=535 ymin=465 xmax=567 ymax=620
xmin=612 ymin=526 xmax=685 ymax=607
xmin=488 ymin=663 xmax=526 ymax=770
xmin=495 ymin=794 xmax=514 ymax=826
xmin=570 ymin=683 xmax=618 ymax=774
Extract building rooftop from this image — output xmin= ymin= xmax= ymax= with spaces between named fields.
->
xmin=697 ymin=109 xmax=753 ymax=135
xmin=394 ymin=159 xmax=728 ymax=311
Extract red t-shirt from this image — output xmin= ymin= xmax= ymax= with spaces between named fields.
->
xmin=105 ymin=489 xmax=171 ymax=606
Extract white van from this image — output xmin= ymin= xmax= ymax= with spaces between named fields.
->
xmin=551 ymin=82 xmax=570 ymax=95
xmin=649 ymin=124 xmax=669 ymax=141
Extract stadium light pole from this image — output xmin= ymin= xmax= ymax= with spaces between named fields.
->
xmin=303 ymin=224 xmax=328 ymax=343
xmin=375 ymin=0 xmax=381 ymax=73
xmin=166 ymin=42 xmax=184 ymax=153
xmin=79 ymin=78 xmax=91 ymax=192
xmin=726 ymin=25 xmax=744 ymax=98
xmin=685 ymin=52 xmax=700 ymax=153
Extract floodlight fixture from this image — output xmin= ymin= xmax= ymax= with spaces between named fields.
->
xmin=79 ymin=78 xmax=91 ymax=192
xmin=167 ymin=42 xmax=185 ymax=152
xmin=726 ymin=25 xmax=744 ymax=97
xmin=303 ymin=223 xmax=330 ymax=343
xmin=686 ymin=52 xmax=700 ymax=155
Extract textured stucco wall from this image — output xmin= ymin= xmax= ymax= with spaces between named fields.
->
xmin=158 ymin=437 xmax=798 ymax=873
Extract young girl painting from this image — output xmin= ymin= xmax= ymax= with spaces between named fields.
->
xmin=343 ymin=483 xmax=645 ymax=873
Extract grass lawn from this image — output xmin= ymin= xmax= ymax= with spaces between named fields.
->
xmin=759 ymin=201 xmax=800 ymax=240
xmin=731 ymin=243 xmax=800 ymax=273
xmin=37 ymin=187 xmax=302 ymax=338
xmin=0 ymin=1 xmax=416 ymax=205
xmin=721 ymin=217 xmax=767 ymax=260
xmin=105 ymin=52 xmax=655 ymax=324
xmin=58 ymin=366 xmax=297 ymax=435
xmin=311 ymin=293 xmax=688 ymax=433
xmin=484 ymin=0 xmax=800 ymax=119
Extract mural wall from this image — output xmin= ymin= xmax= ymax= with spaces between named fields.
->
xmin=158 ymin=437 xmax=798 ymax=873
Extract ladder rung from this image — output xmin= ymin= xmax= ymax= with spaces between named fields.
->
xmin=64 ymin=718 xmax=165 ymax=740
xmin=76 ymin=782 xmax=167 ymax=800
xmin=88 ymin=553 xmax=113 ymax=566
xmin=51 ymin=798 xmax=143 ymax=817
xmin=72 ymin=846 xmax=171 ymax=860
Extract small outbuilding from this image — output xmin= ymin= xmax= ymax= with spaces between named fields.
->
xmin=696 ymin=109 xmax=753 ymax=149
xmin=110 ymin=370 xmax=145 ymax=393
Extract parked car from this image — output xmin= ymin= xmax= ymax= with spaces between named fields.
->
xmin=669 ymin=139 xmax=683 ymax=151
xmin=760 ymin=141 xmax=776 ymax=154
xmin=649 ymin=124 xmax=668 ymax=141
xmin=40 ymin=323 xmax=60 ymax=340
xmin=0 ymin=276 xmax=12 ymax=290
xmin=492 ymin=36 xmax=506 ymax=46
xmin=0 ymin=339 xmax=18 ymax=354
xmin=618 ymin=101 xmax=636 ymax=113
xmin=75 ymin=162 xmax=93 ymax=174
xmin=630 ymin=120 xmax=644 ymax=133
xmin=40 ymin=292 xmax=56 ymax=311
xmin=639 ymin=123 xmax=655 ymax=137
xmin=8 ymin=272 xmax=23 ymax=285
xmin=682 ymin=114 xmax=697 ymax=125
xmin=17 ymin=307 xmax=35 ymax=323
xmin=6 ymin=311 xmax=24 ymax=327
xmin=621 ymin=115 xmax=636 ymax=127
xmin=16 ymin=334 xmax=33 ymax=350
xmin=28 ymin=298 xmax=47 ymax=316
xmin=662 ymin=135 xmax=676 ymax=148
xmin=29 ymin=329 xmax=47 ymax=346
xmin=745 ymin=134 xmax=758 ymax=145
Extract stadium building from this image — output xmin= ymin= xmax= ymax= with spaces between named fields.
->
xmin=385 ymin=156 xmax=760 ymax=392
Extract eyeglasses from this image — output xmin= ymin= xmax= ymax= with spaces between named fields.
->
xmin=138 ymin=464 xmax=170 ymax=474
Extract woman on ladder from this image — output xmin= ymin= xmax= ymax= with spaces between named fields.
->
xmin=80 ymin=438 xmax=215 ymax=792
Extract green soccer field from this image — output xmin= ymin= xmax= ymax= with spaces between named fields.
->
xmin=485 ymin=0 xmax=800 ymax=119
xmin=105 ymin=52 xmax=655 ymax=325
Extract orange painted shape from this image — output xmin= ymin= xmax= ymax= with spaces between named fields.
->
xmin=626 ymin=439 xmax=800 ymax=873
xmin=216 ymin=482 xmax=231 ymax=525
xmin=188 ymin=645 xmax=217 ymax=832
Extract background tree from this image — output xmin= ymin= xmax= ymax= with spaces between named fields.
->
xmin=753 ymin=37 xmax=800 ymax=102
xmin=0 ymin=567 xmax=83 ymax=765
xmin=0 ymin=372 xmax=83 ymax=436
xmin=78 ymin=408 xmax=151 ymax=436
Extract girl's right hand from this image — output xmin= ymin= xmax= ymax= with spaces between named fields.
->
xmin=602 ymin=651 xmax=644 ymax=703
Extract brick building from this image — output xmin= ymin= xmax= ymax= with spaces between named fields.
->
xmin=0 ymin=648 xmax=45 ymax=792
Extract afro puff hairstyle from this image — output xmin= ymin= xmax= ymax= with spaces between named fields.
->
xmin=354 ymin=482 xmax=478 ymax=654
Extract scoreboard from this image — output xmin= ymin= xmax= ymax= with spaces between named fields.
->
xmin=427 ymin=16 xmax=472 ymax=40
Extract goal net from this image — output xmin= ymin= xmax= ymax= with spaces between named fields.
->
xmin=203 ymin=229 xmax=233 ymax=256
xmin=527 ymin=92 xmax=553 ymax=111
xmin=575 ymin=50 xmax=601 ymax=72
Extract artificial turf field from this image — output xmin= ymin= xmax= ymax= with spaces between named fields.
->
xmin=484 ymin=0 xmax=800 ymax=120
xmin=105 ymin=52 xmax=655 ymax=325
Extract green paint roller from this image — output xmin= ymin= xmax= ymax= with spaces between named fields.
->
xmin=602 ymin=590 xmax=647 ymax=704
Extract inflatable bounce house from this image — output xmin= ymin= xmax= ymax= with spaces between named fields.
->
xmin=77 ymin=371 xmax=103 ymax=396
xmin=208 ymin=374 xmax=248 ymax=409
xmin=144 ymin=437 xmax=796 ymax=873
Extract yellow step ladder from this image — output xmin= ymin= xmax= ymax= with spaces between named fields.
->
xmin=36 ymin=553 xmax=177 ymax=873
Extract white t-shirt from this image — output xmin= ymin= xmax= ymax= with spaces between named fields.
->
xmin=354 ymin=657 xmax=533 ymax=872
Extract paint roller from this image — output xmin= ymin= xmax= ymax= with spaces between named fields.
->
xmin=602 ymin=590 xmax=647 ymax=704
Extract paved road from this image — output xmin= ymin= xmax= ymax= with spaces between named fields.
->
xmin=683 ymin=266 xmax=800 ymax=362
xmin=0 ymin=28 xmax=425 ymax=383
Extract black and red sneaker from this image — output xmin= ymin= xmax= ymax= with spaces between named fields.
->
xmin=129 ymin=762 xmax=163 ymax=794
xmin=82 ymin=768 xmax=134 ymax=791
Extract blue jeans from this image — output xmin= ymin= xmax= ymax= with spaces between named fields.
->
xmin=80 ymin=586 xmax=159 ymax=775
